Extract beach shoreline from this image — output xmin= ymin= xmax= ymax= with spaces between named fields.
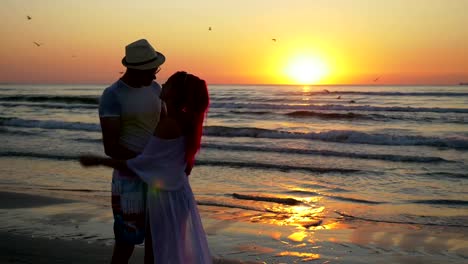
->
xmin=0 ymin=191 xmax=263 ymax=264
xmin=1 ymin=190 xmax=466 ymax=264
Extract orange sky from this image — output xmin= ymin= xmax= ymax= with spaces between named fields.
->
xmin=1 ymin=0 xmax=467 ymax=85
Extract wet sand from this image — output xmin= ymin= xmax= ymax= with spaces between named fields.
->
xmin=0 ymin=231 xmax=138 ymax=264
xmin=0 ymin=191 xmax=466 ymax=263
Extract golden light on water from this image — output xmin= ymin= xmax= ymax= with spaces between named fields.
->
xmin=276 ymin=251 xmax=320 ymax=261
xmin=302 ymin=86 xmax=311 ymax=93
xmin=261 ymin=204 xmax=329 ymax=229
xmin=301 ymin=86 xmax=312 ymax=102
xmin=203 ymin=194 xmax=351 ymax=262
xmin=288 ymin=231 xmax=308 ymax=242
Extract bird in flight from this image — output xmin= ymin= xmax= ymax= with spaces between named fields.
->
xmin=27 ymin=15 xmax=32 ymax=20
xmin=208 ymin=26 xmax=212 ymax=31
xmin=33 ymin=42 xmax=42 ymax=47
xmin=373 ymin=77 xmax=380 ymax=82
xmin=271 ymin=38 xmax=277 ymax=42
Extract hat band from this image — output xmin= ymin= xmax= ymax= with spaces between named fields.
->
xmin=124 ymin=56 xmax=158 ymax=66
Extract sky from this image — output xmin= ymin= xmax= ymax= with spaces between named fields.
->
xmin=1 ymin=0 xmax=467 ymax=85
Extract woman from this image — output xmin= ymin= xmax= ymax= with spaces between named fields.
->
xmin=80 ymin=71 xmax=212 ymax=264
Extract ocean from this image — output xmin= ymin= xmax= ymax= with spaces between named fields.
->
xmin=0 ymin=83 xmax=467 ymax=236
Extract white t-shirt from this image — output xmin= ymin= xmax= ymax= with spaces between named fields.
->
xmin=99 ymin=80 xmax=161 ymax=153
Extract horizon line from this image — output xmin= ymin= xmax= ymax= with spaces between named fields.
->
xmin=0 ymin=82 xmax=466 ymax=87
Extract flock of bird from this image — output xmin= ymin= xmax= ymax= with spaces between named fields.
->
xmin=26 ymin=16 xmax=276 ymax=75
xmin=26 ymin=15 xmax=378 ymax=84
xmin=28 ymin=13 xmax=281 ymax=46
xmin=27 ymin=15 xmax=44 ymax=47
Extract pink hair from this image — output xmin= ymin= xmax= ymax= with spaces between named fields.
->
xmin=166 ymin=71 xmax=209 ymax=175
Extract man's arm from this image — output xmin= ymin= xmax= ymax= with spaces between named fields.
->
xmin=79 ymin=154 xmax=128 ymax=171
xmin=100 ymin=117 xmax=138 ymax=159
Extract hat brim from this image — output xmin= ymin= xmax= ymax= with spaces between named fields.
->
xmin=122 ymin=52 xmax=166 ymax=70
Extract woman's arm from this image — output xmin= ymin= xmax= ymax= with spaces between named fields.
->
xmin=79 ymin=154 xmax=128 ymax=171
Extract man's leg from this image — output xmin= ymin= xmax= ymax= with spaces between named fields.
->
xmin=144 ymin=219 xmax=154 ymax=264
xmin=111 ymin=241 xmax=135 ymax=264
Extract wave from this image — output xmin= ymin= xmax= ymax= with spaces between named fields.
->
xmin=204 ymin=126 xmax=468 ymax=150
xmin=285 ymin=110 xmax=468 ymax=124
xmin=202 ymin=143 xmax=450 ymax=163
xmin=196 ymin=200 xmax=265 ymax=212
xmin=73 ymin=138 xmax=102 ymax=143
xmin=3 ymin=102 xmax=465 ymax=125
xmin=0 ymin=151 xmax=78 ymax=160
xmin=297 ymin=183 xmax=351 ymax=193
xmin=40 ymin=187 xmax=108 ymax=193
xmin=0 ymin=101 xmax=97 ymax=110
xmin=279 ymin=91 xmax=468 ymax=97
xmin=286 ymin=111 xmax=366 ymax=119
xmin=0 ymin=117 xmax=100 ymax=132
xmin=0 ymin=95 xmax=98 ymax=105
xmin=68 ymin=140 xmax=448 ymax=164
xmin=0 ymin=127 xmax=38 ymax=136
xmin=2 ymin=117 xmax=467 ymax=150
xmin=409 ymin=199 xmax=468 ymax=206
xmin=0 ymin=151 xmax=359 ymax=174
xmin=233 ymin=191 xmax=382 ymax=205
xmin=223 ymin=110 xmax=468 ymax=124
xmin=232 ymin=193 xmax=302 ymax=205
xmin=286 ymin=190 xmax=383 ymax=204
xmin=335 ymin=211 xmax=468 ymax=227
xmin=229 ymin=110 xmax=271 ymax=115
xmin=331 ymin=196 xmax=384 ymax=204
xmin=285 ymin=190 xmax=321 ymax=196
xmin=210 ymin=102 xmax=468 ymax=114
xmin=420 ymin=172 xmax=467 ymax=179
xmin=191 ymin=198 xmax=468 ymax=227
xmin=195 ymin=160 xmax=359 ymax=173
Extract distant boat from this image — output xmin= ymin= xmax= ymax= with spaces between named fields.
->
xmin=459 ymin=82 xmax=468 ymax=86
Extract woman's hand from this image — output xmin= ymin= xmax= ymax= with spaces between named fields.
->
xmin=79 ymin=154 xmax=105 ymax=167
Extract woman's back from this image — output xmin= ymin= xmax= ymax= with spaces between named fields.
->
xmin=127 ymin=136 xmax=188 ymax=191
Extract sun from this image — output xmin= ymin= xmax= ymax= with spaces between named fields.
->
xmin=285 ymin=56 xmax=329 ymax=84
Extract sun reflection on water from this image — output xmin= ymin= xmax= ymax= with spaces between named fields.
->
xmin=288 ymin=231 xmax=308 ymax=242
xmin=276 ymin=251 xmax=320 ymax=261
xmin=301 ymin=86 xmax=311 ymax=102
xmin=263 ymin=204 xmax=326 ymax=228
xmin=202 ymin=193 xmax=349 ymax=262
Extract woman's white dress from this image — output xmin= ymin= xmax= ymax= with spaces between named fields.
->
xmin=127 ymin=136 xmax=212 ymax=264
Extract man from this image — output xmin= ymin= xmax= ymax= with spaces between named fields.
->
xmin=98 ymin=39 xmax=165 ymax=263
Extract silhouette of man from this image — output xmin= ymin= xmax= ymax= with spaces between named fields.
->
xmin=98 ymin=39 xmax=165 ymax=264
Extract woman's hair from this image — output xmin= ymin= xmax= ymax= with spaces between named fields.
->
xmin=166 ymin=71 xmax=209 ymax=175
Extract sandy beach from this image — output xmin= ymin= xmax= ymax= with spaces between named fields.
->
xmin=0 ymin=190 xmax=466 ymax=264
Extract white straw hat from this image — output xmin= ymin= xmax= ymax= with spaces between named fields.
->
xmin=121 ymin=39 xmax=165 ymax=70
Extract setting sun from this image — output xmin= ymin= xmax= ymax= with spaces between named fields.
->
xmin=285 ymin=56 xmax=329 ymax=84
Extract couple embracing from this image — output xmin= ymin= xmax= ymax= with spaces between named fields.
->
xmin=80 ymin=39 xmax=211 ymax=264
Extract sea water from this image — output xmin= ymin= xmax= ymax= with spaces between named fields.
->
xmin=0 ymin=83 xmax=467 ymax=231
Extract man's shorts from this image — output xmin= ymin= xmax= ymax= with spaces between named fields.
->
xmin=111 ymin=169 xmax=147 ymax=245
